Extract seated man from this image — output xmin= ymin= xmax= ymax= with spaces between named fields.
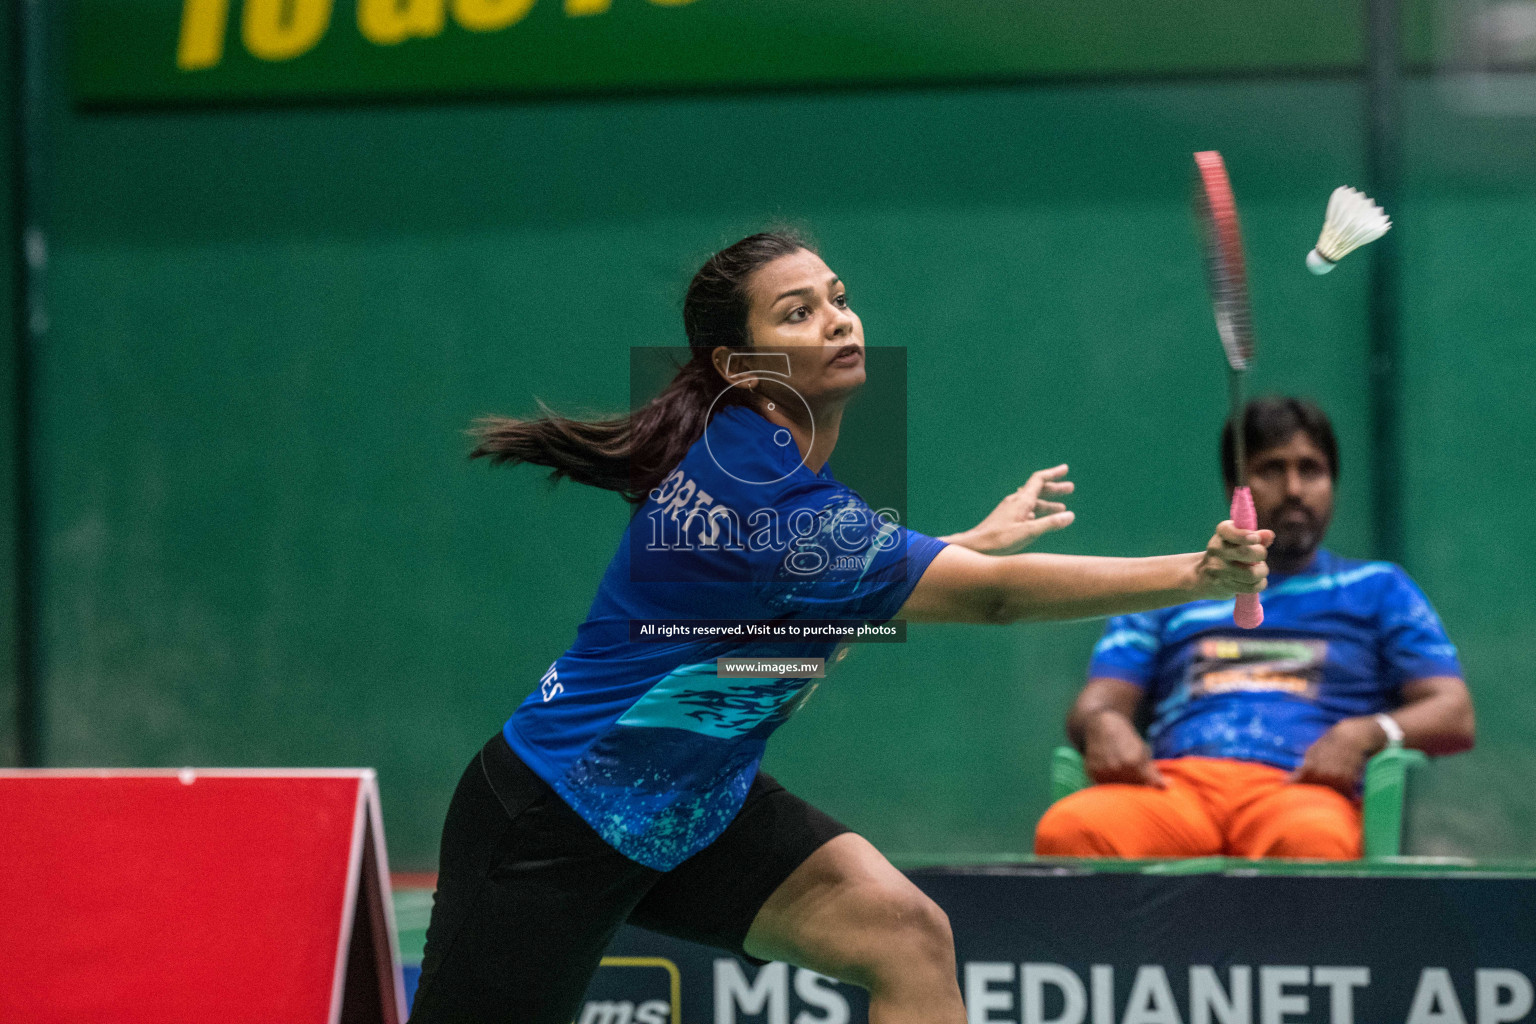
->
xmin=1035 ymin=397 xmax=1474 ymax=860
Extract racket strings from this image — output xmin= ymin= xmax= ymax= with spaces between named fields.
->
xmin=1192 ymin=151 xmax=1255 ymax=373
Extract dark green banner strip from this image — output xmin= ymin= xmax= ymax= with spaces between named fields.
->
xmin=73 ymin=0 xmax=1367 ymax=106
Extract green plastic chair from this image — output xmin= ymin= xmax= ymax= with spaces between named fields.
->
xmin=1048 ymin=744 xmax=1427 ymax=859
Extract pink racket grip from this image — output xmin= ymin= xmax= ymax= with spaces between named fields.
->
xmin=1229 ymin=486 xmax=1263 ymax=628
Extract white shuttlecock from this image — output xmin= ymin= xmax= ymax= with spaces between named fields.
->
xmin=1306 ymin=186 xmax=1391 ymax=274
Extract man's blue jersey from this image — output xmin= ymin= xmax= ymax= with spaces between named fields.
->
xmin=505 ymin=405 xmax=948 ymax=870
xmin=1089 ymin=549 xmax=1462 ymax=771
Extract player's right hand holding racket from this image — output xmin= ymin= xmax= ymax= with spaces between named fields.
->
xmin=1193 ymin=521 xmax=1274 ymax=600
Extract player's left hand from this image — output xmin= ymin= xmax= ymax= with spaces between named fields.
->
xmin=946 ymin=465 xmax=1076 ymax=555
xmin=1290 ymin=717 xmax=1386 ymax=795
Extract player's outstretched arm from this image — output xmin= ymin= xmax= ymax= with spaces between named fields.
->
xmin=900 ymin=521 xmax=1273 ymax=624
xmin=938 ymin=464 xmax=1076 ymax=555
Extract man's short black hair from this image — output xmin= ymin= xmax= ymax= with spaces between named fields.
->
xmin=1221 ymin=396 xmax=1339 ymax=488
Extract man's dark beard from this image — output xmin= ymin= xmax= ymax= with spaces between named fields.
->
xmin=1261 ymin=499 xmax=1326 ymax=569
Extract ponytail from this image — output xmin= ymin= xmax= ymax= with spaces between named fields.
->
xmin=469 ymin=356 xmax=750 ymax=504
xmin=469 ymin=230 xmax=812 ymax=505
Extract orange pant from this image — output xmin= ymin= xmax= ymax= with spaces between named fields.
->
xmin=1034 ymin=757 xmax=1361 ymax=860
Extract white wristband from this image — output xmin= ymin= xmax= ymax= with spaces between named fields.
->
xmin=1375 ymin=713 xmax=1405 ymax=747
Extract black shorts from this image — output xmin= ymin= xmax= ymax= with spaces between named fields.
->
xmin=407 ymin=733 xmax=849 ymax=1024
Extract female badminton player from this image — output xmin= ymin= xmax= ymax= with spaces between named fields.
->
xmin=408 ymin=231 xmax=1272 ymax=1024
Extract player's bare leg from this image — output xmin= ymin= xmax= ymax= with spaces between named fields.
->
xmin=743 ymin=833 xmax=965 ymax=1023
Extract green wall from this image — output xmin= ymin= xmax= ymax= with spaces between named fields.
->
xmin=2 ymin=0 xmax=21 ymax=768
xmin=1396 ymin=81 xmax=1536 ymax=855
xmin=23 ymin=8 xmax=1535 ymax=865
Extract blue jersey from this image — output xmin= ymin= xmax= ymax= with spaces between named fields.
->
xmin=1088 ymin=549 xmax=1462 ymax=771
xmin=505 ymin=405 xmax=948 ymax=869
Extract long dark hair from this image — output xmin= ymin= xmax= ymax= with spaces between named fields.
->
xmin=469 ymin=230 xmax=812 ymax=504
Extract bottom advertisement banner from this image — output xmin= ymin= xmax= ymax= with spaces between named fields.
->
xmin=404 ymin=862 xmax=1536 ymax=1024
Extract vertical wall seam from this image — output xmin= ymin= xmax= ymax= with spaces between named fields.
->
xmin=1366 ymin=0 xmax=1405 ymax=566
xmin=10 ymin=0 xmax=44 ymax=765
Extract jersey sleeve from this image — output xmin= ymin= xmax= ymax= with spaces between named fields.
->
xmin=1087 ymin=612 xmax=1163 ymax=687
xmin=752 ymin=480 xmax=948 ymax=624
xmin=1379 ymin=567 xmax=1463 ymax=688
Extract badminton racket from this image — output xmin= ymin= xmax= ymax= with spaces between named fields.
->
xmin=1191 ymin=150 xmax=1262 ymax=628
